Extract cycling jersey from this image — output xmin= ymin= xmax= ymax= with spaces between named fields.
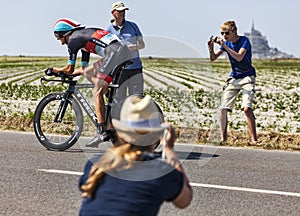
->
xmin=66 ymin=28 xmax=131 ymax=83
xmin=67 ymin=28 xmax=119 ymax=66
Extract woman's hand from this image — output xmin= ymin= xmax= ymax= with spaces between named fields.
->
xmin=165 ymin=125 xmax=176 ymax=149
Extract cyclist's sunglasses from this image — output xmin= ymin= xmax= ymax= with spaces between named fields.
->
xmin=54 ymin=32 xmax=64 ymax=39
xmin=221 ymin=31 xmax=230 ymax=35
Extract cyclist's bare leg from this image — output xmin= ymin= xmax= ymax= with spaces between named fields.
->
xmin=83 ymin=65 xmax=108 ymax=124
xmin=83 ymin=65 xmax=97 ymax=83
xmin=86 ymin=78 xmax=110 ymax=147
xmin=92 ymin=78 xmax=109 ymax=125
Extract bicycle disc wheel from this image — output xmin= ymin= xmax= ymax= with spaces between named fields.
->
xmin=34 ymin=93 xmax=83 ymax=151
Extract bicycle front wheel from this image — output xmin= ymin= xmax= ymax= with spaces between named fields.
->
xmin=34 ymin=93 xmax=83 ymax=151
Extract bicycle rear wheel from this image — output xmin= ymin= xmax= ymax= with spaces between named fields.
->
xmin=34 ymin=93 xmax=83 ymax=151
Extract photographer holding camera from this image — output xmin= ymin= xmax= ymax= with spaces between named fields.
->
xmin=207 ymin=20 xmax=260 ymax=146
xmin=79 ymin=95 xmax=193 ymax=215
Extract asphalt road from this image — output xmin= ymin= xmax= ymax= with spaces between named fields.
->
xmin=1 ymin=131 xmax=299 ymax=216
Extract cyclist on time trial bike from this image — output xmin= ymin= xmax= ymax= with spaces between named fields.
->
xmin=45 ymin=18 xmax=131 ymax=147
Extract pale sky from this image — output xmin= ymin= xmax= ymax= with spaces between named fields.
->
xmin=1 ymin=0 xmax=298 ymax=57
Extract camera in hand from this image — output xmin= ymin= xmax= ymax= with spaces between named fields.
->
xmin=210 ymin=36 xmax=218 ymax=43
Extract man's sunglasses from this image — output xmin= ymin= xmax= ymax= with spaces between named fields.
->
xmin=221 ymin=31 xmax=230 ymax=35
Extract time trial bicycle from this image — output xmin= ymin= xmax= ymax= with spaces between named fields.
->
xmin=34 ymin=60 xmax=132 ymax=151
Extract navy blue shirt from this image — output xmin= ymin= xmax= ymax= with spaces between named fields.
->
xmin=79 ymin=155 xmax=184 ymax=216
xmin=220 ymin=36 xmax=256 ymax=79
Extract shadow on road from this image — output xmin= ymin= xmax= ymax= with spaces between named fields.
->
xmin=176 ymin=151 xmax=219 ymax=160
xmin=50 ymin=148 xmax=219 ymax=161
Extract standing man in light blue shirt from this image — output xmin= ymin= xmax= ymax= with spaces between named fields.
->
xmin=107 ymin=1 xmax=145 ymax=110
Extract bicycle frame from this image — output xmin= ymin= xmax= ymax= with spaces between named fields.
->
xmin=43 ymin=61 xmax=129 ymax=130
xmin=70 ymin=82 xmax=120 ymax=128
xmin=74 ymin=84 xmax=98 ymax=127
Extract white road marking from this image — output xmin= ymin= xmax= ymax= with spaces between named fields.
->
xmin=190 ymin=183 xmax=300 ymax=198
xmin=38 ymin=169 xmax=83 ymax=176
xmin=38 ymin=169 xmax=300 ymax=198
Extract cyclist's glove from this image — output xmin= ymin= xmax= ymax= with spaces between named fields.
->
xmin=45 ymin=68 xmax=54 ymax=76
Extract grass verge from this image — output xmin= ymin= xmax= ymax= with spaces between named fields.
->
xmin=1 ymin=116 xmax=299 ymax=151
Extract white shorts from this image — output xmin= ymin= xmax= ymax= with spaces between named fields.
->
xmin=220 ymin=75 xmax=255 ymax=111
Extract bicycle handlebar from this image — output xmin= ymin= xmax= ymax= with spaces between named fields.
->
xmin=41 ymin=60 xmax=132 ymax=85
xmin=56 ymin=72 xmax=78 ymax=79
xmin=41 ymin=72 xmax=78 ymax=86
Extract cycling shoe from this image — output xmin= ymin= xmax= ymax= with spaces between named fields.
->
xmin=85 ymin=131 xmax=110 ymax=148
xmin=100 ymin=131 xmax=111 ymax=142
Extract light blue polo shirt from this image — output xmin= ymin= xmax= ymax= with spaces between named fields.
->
xmin=107 ymin=20 xmax=143 ymax=70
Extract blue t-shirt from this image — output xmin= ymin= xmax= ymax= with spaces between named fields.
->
xmin=220 ymin=36 xmax=256 ymax=79
xmin=78 ymin=155 xmax=184 ymax=216
xmin=107 ymin=20 xmax=143 ymax=70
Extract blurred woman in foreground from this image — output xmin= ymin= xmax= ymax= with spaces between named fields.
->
xmin=79 ymin=95 xmax=193 ymax=216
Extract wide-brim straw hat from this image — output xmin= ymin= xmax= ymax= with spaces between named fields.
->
xmin=112 ymin=95 xmax=166 ymax=146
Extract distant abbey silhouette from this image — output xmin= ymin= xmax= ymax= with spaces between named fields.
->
xmin=244 ymin=22 xmax=294 ymax=59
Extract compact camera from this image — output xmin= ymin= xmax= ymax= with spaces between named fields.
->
xmin=210 ymin=36 xmax=218 ymax=43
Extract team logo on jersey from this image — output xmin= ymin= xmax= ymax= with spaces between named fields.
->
xmin=94 ymin=30 xmax=110 ymax=38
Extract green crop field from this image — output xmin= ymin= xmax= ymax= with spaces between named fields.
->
xmin=0 ymin=56 xmax=299 ymax=150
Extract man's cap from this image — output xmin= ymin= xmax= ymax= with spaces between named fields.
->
xmin=111 ymin=1 xmax=129 ymax=12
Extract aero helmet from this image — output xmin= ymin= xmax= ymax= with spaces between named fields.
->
xmin=54 ymin=18 xmax=85 ymax=38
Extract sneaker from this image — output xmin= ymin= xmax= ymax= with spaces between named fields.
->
xmin=85 ymin=131 xmax=110 ymax=148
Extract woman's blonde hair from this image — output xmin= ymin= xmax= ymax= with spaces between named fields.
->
xmin=221 ymin=20 xmax=238 ymax=32
xmin=80 ymin=143 xmax=149 ymax=198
